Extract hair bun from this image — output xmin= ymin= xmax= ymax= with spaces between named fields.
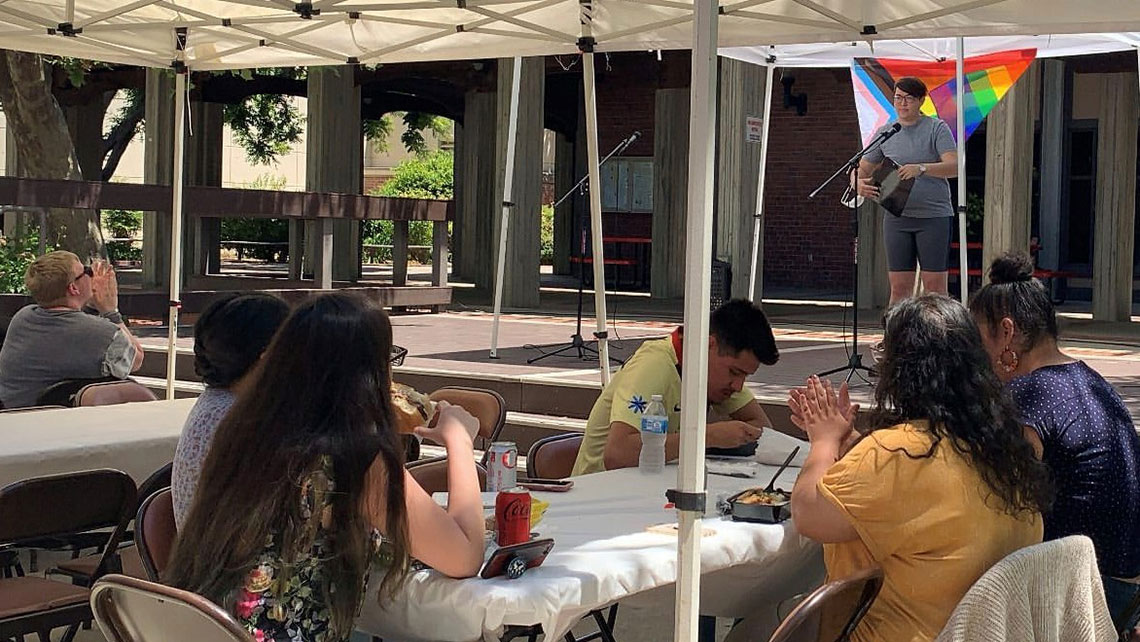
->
xmin=988 ymin=252 xmax=1035 ymax=285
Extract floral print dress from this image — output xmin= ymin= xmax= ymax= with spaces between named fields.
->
xmin=231 ymin=458 xmax=382 ymax=642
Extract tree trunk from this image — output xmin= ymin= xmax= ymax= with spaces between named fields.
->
xmin=0 ymin=49 xmax=105 ymax=259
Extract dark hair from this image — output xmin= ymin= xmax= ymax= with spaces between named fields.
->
xmin=968 ymin=251 xmax=1058 ymax=352
xmin=193 ymin=293 xmax=290 ymax=388
xmin=894 ymin=76 xmax=928 ymax=99
xmin=870 ymin=294 xmax=1052 ymax=517
xmin=167 ymin=293 xmax=410 ymax=637
xmin=709 ymin=299 xmax=779 ymax=365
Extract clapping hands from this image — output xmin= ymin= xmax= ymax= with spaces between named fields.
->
xmin=787 ymin=376 xmax=859 ymax=446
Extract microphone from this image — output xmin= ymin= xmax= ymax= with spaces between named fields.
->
xmin=629 ymin=130 xmax=642 ymax=143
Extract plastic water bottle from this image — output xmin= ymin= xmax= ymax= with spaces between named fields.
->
xmin=639 ymin=394 xmax=668 ymax=474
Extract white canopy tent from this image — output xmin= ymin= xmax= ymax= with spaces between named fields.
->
xmin=722 ymin=32 xmax=1140 ymax=306
xmin=4 ymin=3 xmax=1140 ymax=642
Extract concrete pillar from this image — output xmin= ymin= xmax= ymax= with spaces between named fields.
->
xmin=492 ymin=57 xmax=544 ymax=308
xmin=454 ymin=90 xmax=497 ymax=286
xmin=553 ymin=129 xmax=575 ymax=275
xmin=306 ymin=65 xmax=362 ymax=287
xmin=185 ymin=101 xmax=224 ymax=280
xmin=715 ymin=58 xmax=766 ymax=300
xmin=982 ymin=61 xmax=1039 ymax=276
xmin=1092 ymin=72 xmax=1138 ymax=322
xmin=142 ymin=69 xmax=174 ymax=289
xmin=651 ymin=87 xmax=690 ymax=300
xmin=1037 ymin=60 xmax=1067 ymax=272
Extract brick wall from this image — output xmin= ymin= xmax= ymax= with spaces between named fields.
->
xmin=761 ymin=67 xmax=862 ymax=291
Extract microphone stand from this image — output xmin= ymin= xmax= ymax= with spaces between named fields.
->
xmin=528 ymin=131 xmax=641 ymax=365
xmin=810 ymin=125 xmax=900 ymax=382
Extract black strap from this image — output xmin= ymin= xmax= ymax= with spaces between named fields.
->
xmin=665 ymin=489 xmax=706 ymax=513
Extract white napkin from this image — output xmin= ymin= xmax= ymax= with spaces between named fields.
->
xmin=755 ymin=429 xmax=809 ymax=467
xmin=706 ymin=459 xmax=760 ymax=478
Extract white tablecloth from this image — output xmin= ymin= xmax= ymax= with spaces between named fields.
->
xmin=0 ymin=398 xmax=194 ymax=487
xmin=357 ymin=463 xmax=822 ymax=642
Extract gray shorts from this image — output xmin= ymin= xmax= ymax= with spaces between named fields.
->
xmin=883 ymin=215 xmax=952 ymax=272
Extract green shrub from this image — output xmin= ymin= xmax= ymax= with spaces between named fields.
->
xmin=0 ymin=233 xmax=42 ymax=294
xmin=373 ymin=150 xmax=453 ymax=200
xmin=363 ymin=151 xmax=453 ymax=263
xmin=102 ymin=209 xmax=143 ymax=263
xmin=540 ymin=205 xmax=554 ymax=265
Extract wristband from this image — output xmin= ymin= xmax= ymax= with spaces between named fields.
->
xmin=102 ymin=310 xmax=124 ymax=325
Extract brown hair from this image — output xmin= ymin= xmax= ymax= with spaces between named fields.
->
xmin=25 ymin=251 xmax=81 ymax=304
xmin=166 ymin=293 xmax=411 ymax=638
xmin=894 ymin=76 xmax=928 ymax=100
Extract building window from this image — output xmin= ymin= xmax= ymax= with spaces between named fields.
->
xmin=601 ymin=157 xmax=653 ymax=212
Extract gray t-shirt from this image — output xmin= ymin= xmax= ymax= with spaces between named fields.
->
xmin=864 ymin=116 xmax=956 ymax=218
xmin=0 ymin=305 xmax=136 ymax=408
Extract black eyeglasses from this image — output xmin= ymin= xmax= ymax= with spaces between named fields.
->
xmin=74 ymin=265 xmax=94 ymax=282
xmin=390 ymin=345 xmax=408 ymax=367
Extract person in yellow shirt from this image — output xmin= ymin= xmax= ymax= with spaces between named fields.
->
xmin=787 ymin=294 xmax=1052 ymax=642
xmin=572 ymin=299 xmax=780 ymax=476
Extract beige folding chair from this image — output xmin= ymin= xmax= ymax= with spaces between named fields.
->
xmin=406 ymin=458 xmax=488 ymax=495
xmin=428 ymin=387 xmax=506 ymax=464
xmin=75 ymin=381 xmax=157 ymax=407
xmin=135 ymin=489 xmax=176 ymax=583
xmin=90 ymin=574 xmax=252 ymax=642
xmin=526 ymin=433 xmax=583 ymax=479
xmin=767 ymin=566 xmax=884 ymax=642
xmin=0 ymin=469 xmax=137 ymax=642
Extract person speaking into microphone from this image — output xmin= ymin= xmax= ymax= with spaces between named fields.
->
xmin=855 ymin=76 xmax=959 ymax=306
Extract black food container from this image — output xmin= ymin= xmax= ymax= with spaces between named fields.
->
xmin=724 ymin=488 xmax=791 ymax=523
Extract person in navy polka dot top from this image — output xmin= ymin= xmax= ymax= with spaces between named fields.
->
xmin=971 ymin=251 xmax=1140 ymax=635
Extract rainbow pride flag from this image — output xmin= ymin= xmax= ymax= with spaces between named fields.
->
xmin=851 ymin=49 xmax=1037 ymax=146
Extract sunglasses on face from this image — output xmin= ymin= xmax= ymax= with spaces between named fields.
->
xmin=74 ymin=265 xmax=94 ymax=282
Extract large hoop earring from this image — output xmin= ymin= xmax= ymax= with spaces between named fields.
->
xmin=999 ymin=346 xmax=1019 ymax=374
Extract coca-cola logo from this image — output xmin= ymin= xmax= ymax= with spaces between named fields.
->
xmin=501 ymin=451 xmax=515 ymax=467
xmin=503 ymin=498 xmax=530 ymax=519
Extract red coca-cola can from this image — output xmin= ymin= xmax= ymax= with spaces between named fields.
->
xmin=495 ymin=487 xmax=531 ymax=546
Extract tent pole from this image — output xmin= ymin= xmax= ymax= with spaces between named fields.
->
xmin=674 ymin=0 xmax=717 ymax=640
xmin=489 ymin=57 xmax=523 ymax=359
xmin=956 ymin=37 xmax=968 ymax=304
xmin=581 ymin=48 xmax=612 ymax=386
xmin=165 ymin=68 xmax=187 ymax=399
xmin=747 ymin=62 xmax=776 ymax=301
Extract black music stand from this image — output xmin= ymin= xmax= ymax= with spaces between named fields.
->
xmin=810 ymin=125 xmax=901 ymax=382
xmin=527 ymin=132 xmax=640 ymax=365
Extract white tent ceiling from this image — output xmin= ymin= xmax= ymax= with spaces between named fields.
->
xmin=0 ymin=1 xmax=1139 ymax=70
xmin=722 ymin=32 xmax=1140 ymax=68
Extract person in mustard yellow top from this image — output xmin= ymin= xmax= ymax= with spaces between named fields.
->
xmin=572 ymin=299 xmax=781 ymax=476
xmin=787 ymin=294 xmax=1053 ymax=642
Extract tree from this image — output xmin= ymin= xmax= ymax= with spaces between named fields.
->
xmin=0 ymin=50 xmax=105 ymax=259
xmin=0 ymin=54 xmax=454 ymax=259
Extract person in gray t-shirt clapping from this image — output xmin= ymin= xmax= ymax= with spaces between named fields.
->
xmin=0 ymin=251 xmax=144 ymax=408
xmin=855 ymin=76 xmax=959 ymax=306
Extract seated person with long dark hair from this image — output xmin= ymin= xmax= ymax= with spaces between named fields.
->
xmin=971 ymin=252 xmax=1140 ymax=634
xmin=166 ymin=293 xmax=486 ymax=642
xmin=788 ymin=295 xmax=1051 ymax=642
xmin=172 ymin=292 xmax=291 ymax=529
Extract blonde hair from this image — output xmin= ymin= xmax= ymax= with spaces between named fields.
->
xmin=25 ymin=250 xmax=81 ymax=304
